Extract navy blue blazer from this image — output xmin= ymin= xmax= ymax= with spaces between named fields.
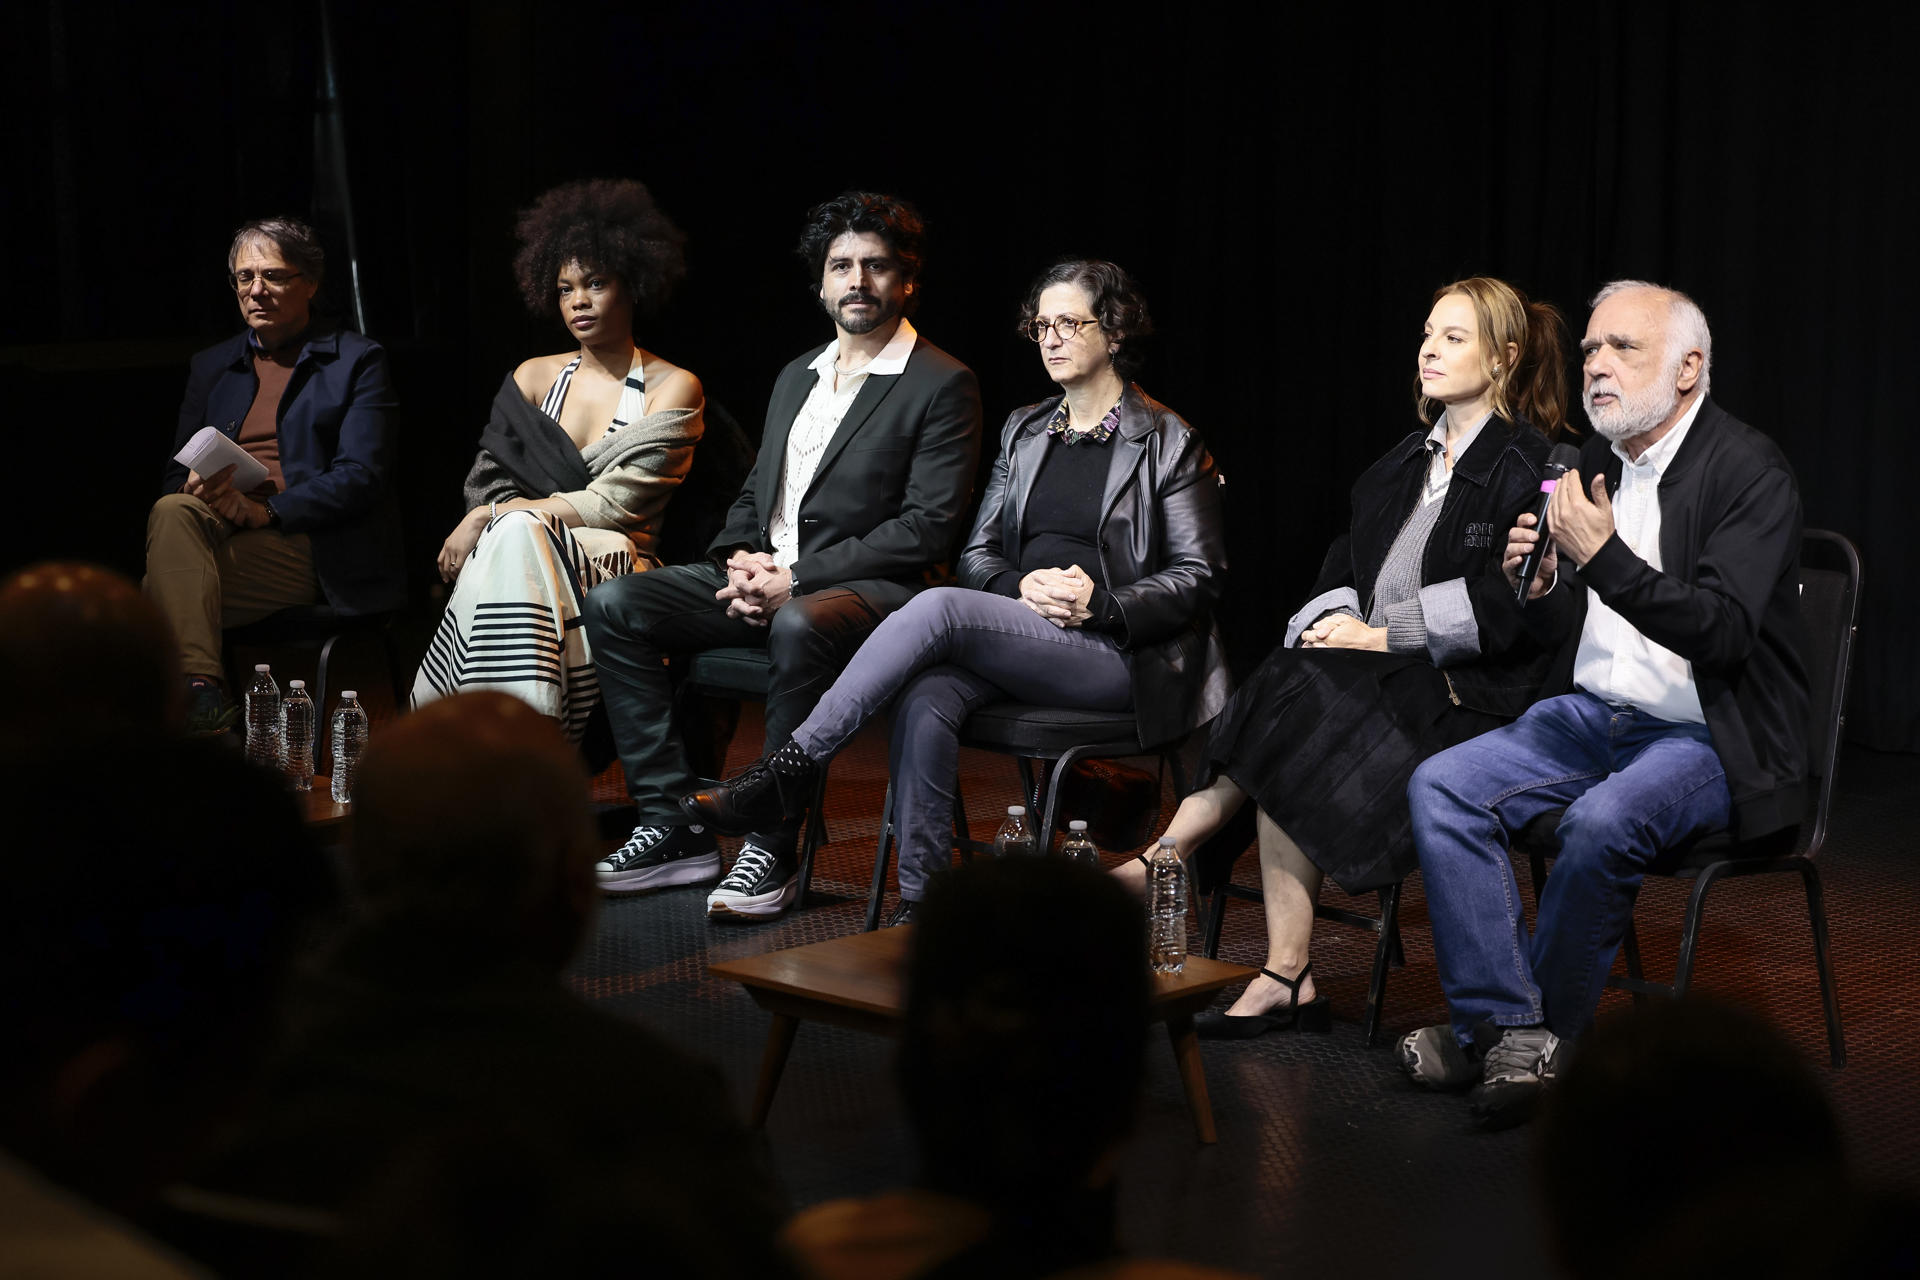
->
xmin=162 ymin=327 xmax=405 ymax=615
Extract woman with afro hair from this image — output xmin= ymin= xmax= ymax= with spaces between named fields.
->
xmin=413 ymin=179 xmax=705 ymax=741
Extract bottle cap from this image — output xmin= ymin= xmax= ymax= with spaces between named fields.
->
xmin=1007 ymin=805 xmax=1025 ymax=816
xmin=255 ymin=663 xmax=271 ymax=672
xmin=289 ymin=680 xmax=305 ymax=689
xmin=341 ymin=690 xmax=358 ymax=700
xmin=1158 ymin=836 xmax=1178 ymax=848
xmin=1069 ymin=820 xmax=1088 ymax=831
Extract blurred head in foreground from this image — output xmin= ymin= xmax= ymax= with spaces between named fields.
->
xmin=347 ymin=690 xmax=596 ymax=967
xmin=0 ymin=561 xmax=182 ymax=754
xmin=900 ymin=857 xmax=1149 ymax=1206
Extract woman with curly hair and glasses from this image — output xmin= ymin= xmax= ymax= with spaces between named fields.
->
xmin=414 ymin=179 xmax=705 ymax=741
xmin=1119 ymin=276 xmax=1569 ymax=1039
xmin=680 ymin=259 xmax=1230 ymax=927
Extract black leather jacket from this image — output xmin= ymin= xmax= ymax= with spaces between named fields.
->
xmin=1307 ymin=417 xmax=1554 ymax=718
xmin=958 ymin=384 xmax=1230 ymax=748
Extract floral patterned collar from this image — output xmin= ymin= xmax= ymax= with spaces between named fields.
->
xmin=1044 ymin=396 xmax=1122 ymax=445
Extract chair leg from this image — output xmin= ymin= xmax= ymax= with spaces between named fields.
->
xmin=1037 ymin=746 xmax=1099 ymax=856
xmin=1363 ymin=879 xmax=1404 ymax=1048
xmin=1670 ymin=863 xmax=1731 ymax=998
xmin=1015 ymin=757 xmax=1042 ymax=826
xmin=795 ymin=772 xmax=828 ymax=906
xmin=313 ymin=632 xmax=341 ymax=714
xmin=864 ymin=783 xmax=897 ymax=933
xmin=1620 ymin=918 xmax=1649 ymax=1009
xmin=1202 ymin=885 xmax=1228 ymax=960
xmin=314 ymin=633 xmax=342 ymax=772
xmin=1379 ymin=886 xmax=1407 ymax=968
xmin=1798 ymin=861 xmax=1847 ymax=1068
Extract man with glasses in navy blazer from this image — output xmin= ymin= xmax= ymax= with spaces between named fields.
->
xmin=147 ymin=216 xmax=403 ymax=733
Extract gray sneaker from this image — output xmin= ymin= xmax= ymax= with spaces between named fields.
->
xmin=1468 ymin=1026 xmax=1562 ymax=1130
xmin=1398 ymin=1024 xmax=1481 ymax=1091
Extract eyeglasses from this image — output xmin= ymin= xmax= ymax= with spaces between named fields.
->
xmin=230 ymin=269 xmax=306 ymax=292
xmin=1023 ymin=315 xmax=1099 ymax=342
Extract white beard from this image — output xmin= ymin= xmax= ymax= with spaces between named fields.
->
xmin=1585 ymin=373 xmax=1681 ymax=442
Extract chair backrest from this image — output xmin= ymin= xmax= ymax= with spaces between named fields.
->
xmin=1797 ymin=529 xmax=1862 ymax=857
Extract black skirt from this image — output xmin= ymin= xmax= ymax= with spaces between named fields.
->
xmin=1199 ymin=646 xmax=1502 ymax=893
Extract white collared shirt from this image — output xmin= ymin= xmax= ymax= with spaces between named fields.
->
xmin=1422 ymin=410 xmax=1490 ymax=506
xmin=769 ymin=318 xmax=919 ymax=570
xmin=1572 ymin=395 xmax=1708 ymax=723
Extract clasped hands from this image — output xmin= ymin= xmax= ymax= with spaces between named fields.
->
xmin=1019 ymin=565 xmax=1094 ymax=629
xmin=185 ymin=463 xmax=271 ymax=530
xmin=1299 ymin=613 xmax=1386 ymax=651
xmin=1503 ymin=468 xmax=1615 ymax=601
xmin=716 ymin=551 xmax=794 ymax=626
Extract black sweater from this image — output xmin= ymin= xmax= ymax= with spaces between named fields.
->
xmin=1525 ymin=398 xmax=1809 ymax=841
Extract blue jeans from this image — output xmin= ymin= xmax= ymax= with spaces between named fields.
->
xmin=791 ymin=588 xmax=1132 ymax=899
xmin=1407 ymin=692 xmax=1731 ymax=1045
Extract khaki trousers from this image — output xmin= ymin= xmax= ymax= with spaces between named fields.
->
xmin=144 ymin=492 xmax=321 ymax=680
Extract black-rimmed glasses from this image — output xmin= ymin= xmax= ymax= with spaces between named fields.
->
xmin=1023 ymin=315 xmax=1099 ymax=342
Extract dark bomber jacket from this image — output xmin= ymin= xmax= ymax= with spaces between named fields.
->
xmin=1524 ymin=397 xmax=1809 ymax=841
xmin=1300 ymin=416 xmax=1555 ymax=719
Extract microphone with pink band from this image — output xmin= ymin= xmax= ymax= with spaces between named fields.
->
xmin=1514 ymin=442 xmax=1584 ymax=607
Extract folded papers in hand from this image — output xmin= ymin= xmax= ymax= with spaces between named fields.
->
xmin=174 ymin=426 xmax=270 ymax=494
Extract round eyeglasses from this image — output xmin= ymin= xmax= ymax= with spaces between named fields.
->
xmin=1023 ymin=315 xmax=1099 ymax=343
xmin=230 ymin=268 xmax=306 ymax=292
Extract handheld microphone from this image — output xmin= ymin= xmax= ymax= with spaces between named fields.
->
xmin=1515 ymin=442 xmax=1584 ymax=607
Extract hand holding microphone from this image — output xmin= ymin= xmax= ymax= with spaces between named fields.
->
xmin=1512 ymin=443 xmax=1583 ymax=606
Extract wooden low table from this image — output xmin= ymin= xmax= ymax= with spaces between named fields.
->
xmin=299 ymin=779 xmax=350 ymax=828
xmin=710 ymin=927 xmax=1253 ymax=1142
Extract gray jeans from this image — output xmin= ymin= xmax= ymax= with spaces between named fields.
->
xmin=790 ymin=587 xmax=1132 ymax=898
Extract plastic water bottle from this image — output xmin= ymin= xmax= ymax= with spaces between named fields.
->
xmin=1060 ymin=820 xmax=1100 ymax=868
xmin=992 ymin=805 xmax=1036 ymax=857
xmin=330 ymin=690 xmax=368 ymax=805
xmin=282 ymin=680 xmax=315 ymax=791
xmin=244 ymin=664 xmax=284 ymax=771
xmin=1148 ymin=836 xmax=1188 ymax=975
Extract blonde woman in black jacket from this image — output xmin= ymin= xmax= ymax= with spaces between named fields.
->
xmin=1122 ymin=276 xmax=1570 ymax=1038
xmin=681 ymin=260 xmax=1228 ymax=926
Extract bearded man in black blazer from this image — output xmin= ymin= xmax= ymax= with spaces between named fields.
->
xmin=583 ymin=191 xmax=982 ymax=919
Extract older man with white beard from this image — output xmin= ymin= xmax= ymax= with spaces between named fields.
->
xmin=1396 ymin=281 xmax=1810 ymax=1129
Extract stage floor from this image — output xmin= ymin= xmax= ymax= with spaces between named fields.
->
xmin=568 ymin=712 xmax=1920 ymax=1277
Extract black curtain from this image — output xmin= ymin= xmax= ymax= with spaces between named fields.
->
xmin=4 ymin=1 xmax=1915 ymax=748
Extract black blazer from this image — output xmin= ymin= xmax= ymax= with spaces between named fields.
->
xmin=1307 ymin=417 xmax=1554 ymax=718
xmin=958 ymin=384 xmax=1230 ymax=749
xmin=1522 ymin=398 xmax=1809 ymax=840
xmin=709 ymin=333 xmax=982 ymax=612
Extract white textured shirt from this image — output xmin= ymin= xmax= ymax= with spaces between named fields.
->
xmin=769 ymin=318 xmax=919 ymax=570
xmin=1420 ymin=409 xmax=1490 ymax=506
xmin=1572 ymin=395 xmax=1708 ymax=723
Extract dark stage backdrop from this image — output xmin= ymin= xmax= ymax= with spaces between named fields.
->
xmin=5 ymin=2 xmax=1917 ymax=749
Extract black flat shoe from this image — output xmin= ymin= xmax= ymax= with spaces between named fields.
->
xmin=1195 ymin=963 xmax=1333 ymax=1039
